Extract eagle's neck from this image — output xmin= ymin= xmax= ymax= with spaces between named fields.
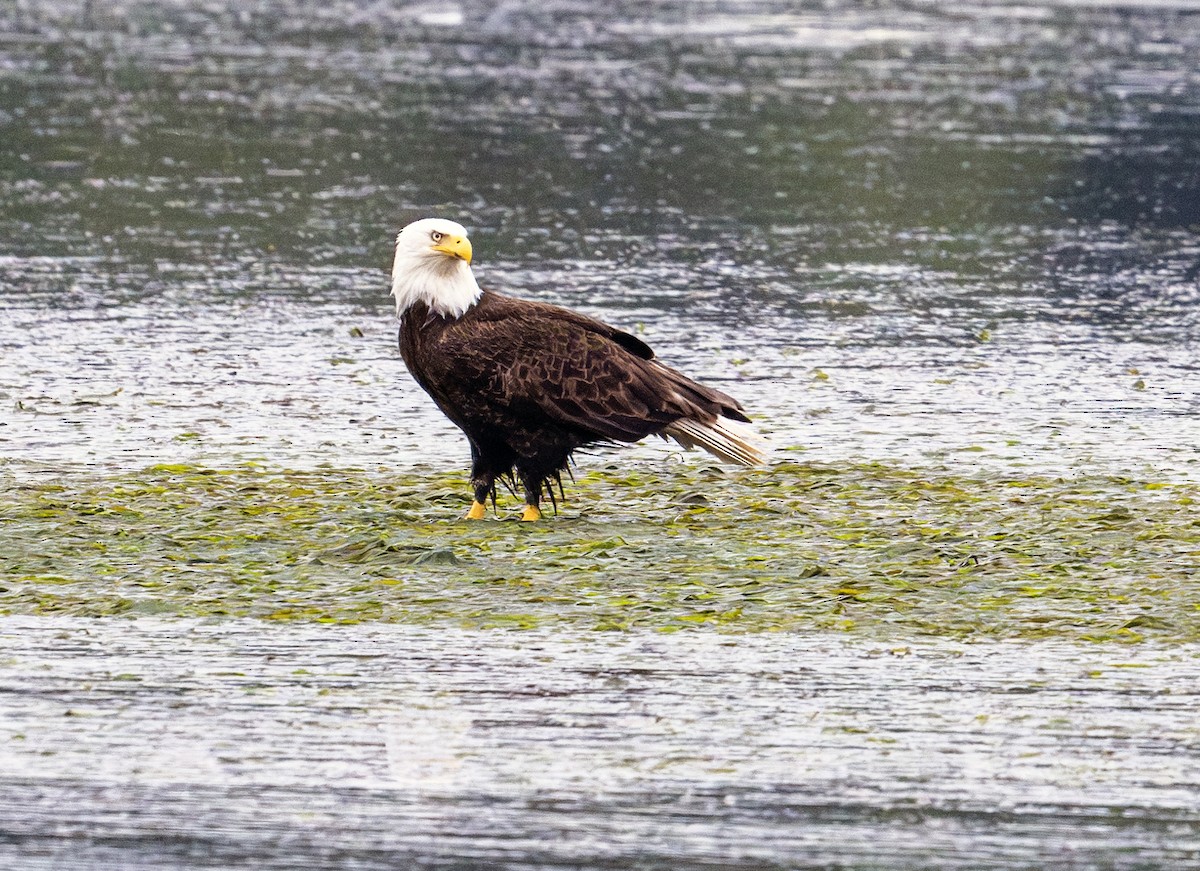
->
xmin=390 ymin=251 xmax=482 ymax=319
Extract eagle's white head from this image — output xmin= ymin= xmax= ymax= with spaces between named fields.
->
xmin=390 ymin=218 xmax=482 ymax=318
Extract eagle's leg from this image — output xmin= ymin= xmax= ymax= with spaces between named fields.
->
xmin=519 ymin=481 xmax=542 ymax=522
xmin=466 ymin=446 xmax=499 ymax=520
xmin=465 ymin=476 xmax=494 ymax=520
xmin=515 ymin=451 xmax=571 ymax=521
xmin=516 ymin=473 xmax=544 ymax=522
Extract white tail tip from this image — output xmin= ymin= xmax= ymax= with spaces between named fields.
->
xmin=662 ymin=417 xmax=770 ymax=467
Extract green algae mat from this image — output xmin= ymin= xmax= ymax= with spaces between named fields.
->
xmin=2 ymin=461 xmax=1197 ymax=642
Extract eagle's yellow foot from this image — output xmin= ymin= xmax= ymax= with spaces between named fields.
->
xmin=465 ymin=501 xmax=487 ymax=520
xmin=520 ymin=504 xmax=542 ymax=522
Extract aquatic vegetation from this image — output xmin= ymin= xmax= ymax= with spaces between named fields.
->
xmin=1 ymin=461 xmax=1196 ymax=642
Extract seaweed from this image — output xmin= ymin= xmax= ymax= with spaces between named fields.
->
xmin=1 ymin=461 xmax=1196 ymax=641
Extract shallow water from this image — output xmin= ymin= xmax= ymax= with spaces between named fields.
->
xmin=2 ymin=617 xmax=1199 ymax=870
xmin=3 ymin=2 xmax=1200 ymax=868
xmin=2 ymin=0 xmax=1199 ymax=478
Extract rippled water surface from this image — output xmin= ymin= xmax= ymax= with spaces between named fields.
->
xmin=3 ymin=618 xmax=1200 ymax=870
xmin=2 ymin=0 xmax=1199 ymax=476
xmin=3 ymin=1 xmax=1200 ymax=868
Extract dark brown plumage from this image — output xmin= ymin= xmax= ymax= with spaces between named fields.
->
xmin=389 ymin=217 xmax=765 ymax=520
xmin=400 ymin=290 xmax=757 ymax=514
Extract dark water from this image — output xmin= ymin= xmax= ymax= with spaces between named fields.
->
xmin=3 ymin=2 xmax=1200 ymax=868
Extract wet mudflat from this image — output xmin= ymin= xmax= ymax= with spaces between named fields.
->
xmin=3 ymin=0 xmax=1200 ymax=868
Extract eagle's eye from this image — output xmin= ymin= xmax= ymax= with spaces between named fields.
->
xmin=431 ymin=231 xmax=444 ymax=244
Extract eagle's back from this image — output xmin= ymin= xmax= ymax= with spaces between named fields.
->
xmin=399 ymin=290 xmax=749 ymax=457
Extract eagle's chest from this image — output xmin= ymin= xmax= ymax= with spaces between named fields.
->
xmin=400 ymin=310 xmax=509 ymax=406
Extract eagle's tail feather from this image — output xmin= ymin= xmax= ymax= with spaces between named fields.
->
xmin=661 ymin=416 xmax=770 ymax=467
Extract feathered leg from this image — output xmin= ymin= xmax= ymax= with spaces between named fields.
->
xmin=465 ymin=489 xmax=489 ymax=520
xmin=466 ymin=443 xmax=508 ymax=520
xmin=515 ymin=457 xmax=570 ymax=522
xmin=517 ymin=474 xmax=542 ymax=522
xmin=465 ymin=474 xmax=491 ymax=519
xmin=513 ymin=459 xmax=560 ymax=521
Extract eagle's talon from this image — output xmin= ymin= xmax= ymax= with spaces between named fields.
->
xmin=465 ymin=501 xmax=487 ymax=520
xmin=520 ymin=505 xmax=542 ymax=522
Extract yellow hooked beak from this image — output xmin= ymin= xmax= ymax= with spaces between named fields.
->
xmin=432 ymin=234 xmax=472 ymax=264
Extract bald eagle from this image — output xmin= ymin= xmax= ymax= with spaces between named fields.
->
xmin=391 ymin=218 xmax=767 ymax=521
